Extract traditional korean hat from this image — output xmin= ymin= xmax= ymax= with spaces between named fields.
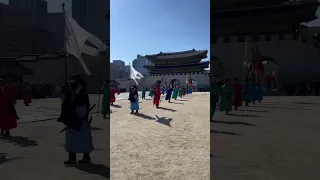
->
xmin=70 ymin=74 xmax=87 ymax=87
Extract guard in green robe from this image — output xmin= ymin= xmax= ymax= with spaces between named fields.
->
xmin=148 ymin=88 xmax=153 ymax=97
xmin=102 ymin=81 xmax=110 ymax=119
xmin=172 ymin=87 xmax=178 ymax=100
xmin=220 ymin=79 xmax=234 ymax=115
xmin=141 ymin=87 xmax=146 ymax=99
xmin=178 ymin=87 xmax=183 ymax=98
xmin=210 ymin=79 xmax=219 ymax=120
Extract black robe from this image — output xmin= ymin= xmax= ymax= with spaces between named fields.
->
xmin=58 ymin=88 xmax=90 ymax=131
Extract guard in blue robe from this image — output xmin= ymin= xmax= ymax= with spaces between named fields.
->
xmin=129 ymin=85 xmax=139 ymax=114
xmin=251 ymin=82 xmax=259 ymax=104
xmin=59 ymin=75 xmax=94 ymax=165
xmin=257 ymin=83 xmax=263 ymax=102
xmin=165 ymin=86 xmax=173 ymax=103
xmin=242 ymin=80 xmax=251 ymax=106
xmin=186 ymin=86 xmax=190 ymax=95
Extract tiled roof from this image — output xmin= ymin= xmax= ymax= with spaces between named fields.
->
xmin=144 ymin=61 xmax=209 ymax=69
xmin=145 ymin=49 xmax=208 ymax=60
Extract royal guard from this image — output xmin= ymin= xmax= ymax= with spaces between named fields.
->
xmin=102 ymin=81 xmax=110 ymax=119
xmin=23 ymin=82 xmax=32 ymax=106
xmin=0 ymin=76 xmax=19 ymax=136
xmin=232 ymin=77 xmax=243 ymax=110
xmin=153 ymin=85 xmax=161 ymax=108
xmin=110 ymin=86 xmax=120 ymax=105
xmin=182 ymin=86 xmax=186 ymax=96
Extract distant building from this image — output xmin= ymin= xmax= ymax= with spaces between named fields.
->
xmin=132 ymin=54 xmax=150 ymax=75
xmin=47 ymin=12 xmax=64 ymax=52
xmin=124 ymin=65 xmax=130 ymax=73
xmin=0 ymin=3 xmax=32 ymax=57
xmin=9 ymin=0 xmax=48 ymax=29
xmin=113 ymin=60 xmax=125 ymax=70
xmin=72 ymin=0 xmax=109 ymax=44
xmin=110 ymin=63 xmax=121 ymax=80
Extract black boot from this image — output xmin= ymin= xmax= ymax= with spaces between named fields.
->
xmin=130 ymin=110 xmax=134 ymax=114
xmin=0 ymin=129 xmax=4 ymax=135
xmin=4 ymin=129 xmax=10 ymax=137
xmin=79 ymin=153 xmax=91 ymax=164
xmin=135 ymin=110 xmax=139 ymax=114
xmin=64 ymin=152 xmax=77 ymax=165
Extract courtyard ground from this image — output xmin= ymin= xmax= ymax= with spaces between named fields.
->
xmin=110 ymin=92 xmax=210 ymax=180
xmin=0 ymin=95 xmax=110 ymax=180
xmin=211 ymin=96 xmax=320 ymax=180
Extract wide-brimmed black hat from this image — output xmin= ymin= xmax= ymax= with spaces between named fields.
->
xmin=70 ymin=74 xmax=87 ymax=87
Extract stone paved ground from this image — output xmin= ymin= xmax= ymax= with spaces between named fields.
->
xmin=0 ymin=95 xmax=110 ymax=180
xmin=211 ymin=96 xmax=320 ymax=180
xmin=3 ymin=94 xmax=318 ymax=180
xmin=111 ymin=92 xmax=210 ymax=180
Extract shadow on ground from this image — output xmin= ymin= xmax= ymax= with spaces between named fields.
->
xmin=0 ymin=136 xmax=38 ymax=147
xmin=157 ymin=107 xmax=176 ymax=112
xmin=228 ymin=114 xmax=262 ymax=118
xmin=134 ymin=113 xmax=156 ymax=120
xmin=211 ymin=130 xmax=241 ymax=136
xmin=211 ymin=120 xmax=255 ymax=126
xmin=0 ymin=153 xmax=25 ymax=166
xmin=155 ymin=115 xmax=173 ymax=127
xmin=170 ymin=102 xmax=184 ymax=105
xmin=251 ymin=104 xmax=316 ymax=110
xmin=237 ymin=109 xmax=269 ymax=113
xmin=71 ymin=163 xmax=110 ymax=179
xmin=178 ymin=99 xmax=188 ymax=102
xmin=111 ymin=104 xmax=122 ymax=108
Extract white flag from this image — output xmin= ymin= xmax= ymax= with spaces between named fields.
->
xmin=130 ymin=64 xmax=144 ymax=85
xmin=65 ymin=13 xmax=108 ymax=75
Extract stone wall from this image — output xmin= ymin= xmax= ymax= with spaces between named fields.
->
xmin=20 ymin=53 xmax=109 ymax=93
xmin=211 ymin=33 xmax=320 ymax=82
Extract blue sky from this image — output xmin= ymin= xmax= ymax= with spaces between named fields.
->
xmin=110 ymin=0 xmax=210 ymax=65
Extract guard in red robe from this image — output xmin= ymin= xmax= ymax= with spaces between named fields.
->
xmin=110 ymin=87 xmax=120 ymax=105
xmin=232 ymin=77 xmax=243 ymax=110
xmin=23 ymin=83 xmax=32 ymax=106
xmin=153 ymin=85 xmax=161 ymax=108
xmin=182 ymin=86 xmax=186 ymax=96
xmin=0 ymin=78 xmax=18 ymax=136
xmin=7 ymin=81 xmax=18 ymax=105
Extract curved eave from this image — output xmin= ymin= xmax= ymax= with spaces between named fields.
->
xmin=145 ymin=51 xmax=208 ymax=62
xmin=144 ymin=61 xmax=209 ymax=70
xmin=1 ymin=61 xmax=34 ymax=75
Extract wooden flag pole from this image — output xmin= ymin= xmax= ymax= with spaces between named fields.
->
xmin=62 ymin=3 xmax=68 ymax=82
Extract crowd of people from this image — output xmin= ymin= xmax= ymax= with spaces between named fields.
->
xmin=210 ymin=77 xmax=264 ymax=120
xmin=102 ymin=83 xmax=193 ymax=116
xmin=0 ymin=74 xmax=96 ymax=164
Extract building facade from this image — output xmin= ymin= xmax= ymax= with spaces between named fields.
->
xmin=132 ymin=54 xmax=150 ymax=75
xmin=113 ymin=60 xmax=125 ymax=70
xmin=72 ymin=0 xmax=109 ymax=44
xmin=124 ymin=65 xmax=130 ymax=73
xmin=46 ymin=12 xmax=64 ymax=52
xmin=9 ymin=0 xmax=47 ymax=29
xmin=211 ymin=0 xmax=320 ymax=82
xmin=110 ymin=63 xmax=120 ymax=80
xmin=0 ymin=3 xmax=32 ymax=57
